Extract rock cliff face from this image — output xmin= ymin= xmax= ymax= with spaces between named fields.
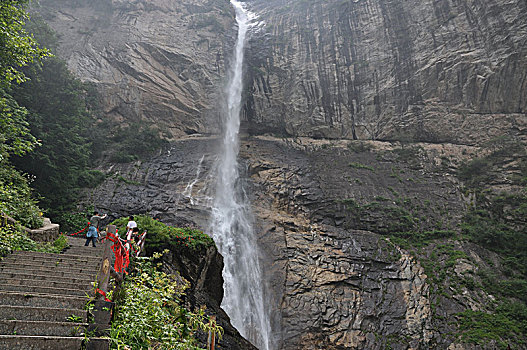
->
xmin=85 ymin=135 xmax=525 ymax=349
xmin=245 ymin=0 xmax=527 ymax=144
xmin=36 ymin=0 xmax=236 ymax=138
xmin=35 ymin=0 xmax=527 ymax=143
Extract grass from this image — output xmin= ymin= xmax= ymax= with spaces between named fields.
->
xmin=349 ymin=162 xmax=375 ymax=171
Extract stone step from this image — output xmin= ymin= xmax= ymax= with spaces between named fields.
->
xmin=0 ymin=264 xmax=96 ymax=278
xmin=0 ymin=277 xmax=93 ymax=292
xmin=0 ymin=320 xmax=88 ymax=336
xmin=64 ymin=246 xmax=105 ymax=254
xmin=0 ymin=335 xmax=109 ymax=350
xmin=0 ymin=283 xmax=91 ymax=297
xmin=65 ymin=240 xmax=105 ymax=248
xmin=9 ymin=251 xmax=102 ymax=262
xmin=0 ymin=305 xmax=87 ymax=322
xmin=0 ymin=271 xmax=95 ymax=285
xmin=2 ymin=255 xmax=102 ymax=267
xmin=0 ymin=291 xmax=88 ymax=309
xmin=0 ymin=261 xmax=97 ymax=275
xmin=0 ymin=257 xmax=99 ymax=269
xmin=0 ymin=269 xmax=95 ymax=283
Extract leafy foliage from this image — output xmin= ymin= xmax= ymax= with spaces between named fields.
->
xmin=8 ymin=18 xmax=106 ymax=220
xmin=0 ymin=224 xmax=36 ymax=257
xmin=0 ymin=224 xmax=69 ymax=258
xmin=0 ymin=0 xmax=49 ymax=87
xmin=109 ymin=253 xmax=222 ymax=349
xmin=10 ymin=54 xmax=94 ymax=216
xmin=0 ymin=90 xmax=38 ymax=162
xmin=112 ymin=215 xmax=215 ymax=252
xmin=55 ymin=207 xmax=94 ymax=234
xmin=0 ymin=1 xmax=47 ymax=229
xmin=108 ymin=124 xmax=168 ymax=163
xmin=461 ymin=193 xmax=527 ymax=276
xmin=0 ymin=164 xmax=42 ymax=228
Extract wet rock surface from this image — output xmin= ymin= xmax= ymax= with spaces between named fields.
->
xmin=35 ymin=0 xmax=236 ymax=138
xmin=84 ymin=135 xmax=524 ymax=349
xmin=160 ymin=244 xmax=257 ymax=350
xmin=245 ymin=0 xmax=527 ymax=145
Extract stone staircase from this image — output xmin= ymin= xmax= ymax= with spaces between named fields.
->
xmin=0 ymin=236 xmax=109 ymax=349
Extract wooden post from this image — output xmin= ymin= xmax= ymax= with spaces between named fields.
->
xmin=96 ymin=225 xmax=115 ymax=300
xmin=207 ymin=315 xmax=216 ymax=350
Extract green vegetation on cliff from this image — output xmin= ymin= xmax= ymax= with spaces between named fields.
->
xmin=112 ymin=215 xmax=215 ymax=252
xmin=2 ymin=11 xmax=168 ymax=228
xmin=0 ymin=1 xmax=49 ymax=87
xmin=110 ymin=252 xmax=222 ymax=349
xmin=332 ymin=140 xmax=527 ymax=348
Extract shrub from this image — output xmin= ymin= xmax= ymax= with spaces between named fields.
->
xmin=349 ymin=162 xmax=375 ymax=171
xmin=77 ymin=170 xmax=106 ymax=188
xmin=456 ymin=304 xmax=527 ymax=348
xmin=461 ymin=194 xmax=527 ymax=276
xmin=0 ymin=224 xmax=69 ymax=258
xmin=108 ymin=124 xmax=168 ymax=163
xmin=111 ymin=215 xmax=215 ymax=252
xmin=55 ymin=209 xmax=92 ymax=234
xmin=109 ymin=252 xmax=222 ymax=349
xmin=0 ymin=165 xmax=42 ymax=229
xmin=0 ymin=225 xmax=36 ymax=257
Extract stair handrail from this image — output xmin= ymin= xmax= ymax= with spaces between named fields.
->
xmin=95 ymin=225 xmax=116 ymax=301
xmin=95 ymin=225 xmax=148 ymax=301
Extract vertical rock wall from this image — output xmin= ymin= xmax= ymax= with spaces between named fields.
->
xmin=245 ymin=0 xmax=527 ymax=144
xmin=36 ymin=0 xmax=236 ymax=138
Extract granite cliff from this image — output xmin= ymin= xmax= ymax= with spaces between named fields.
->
xmin=36 ymin=0 xmax=236 ymax=138
xmin=245 ymin=0 xmax=527 ymax=145
xmin=35 ymin=0 xmax=527 ymax=349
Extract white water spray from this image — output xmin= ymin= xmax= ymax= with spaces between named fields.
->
xmin=209 ymin=1 xmax=271 ymax=349
xmin=183 ymin=155 xmax=206 ymax=205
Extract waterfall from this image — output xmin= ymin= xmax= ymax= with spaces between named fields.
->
xmin=209 ymin=1 xmax=272 ymax=349
xmin=183 ymin=155 xmax=205 ymax=205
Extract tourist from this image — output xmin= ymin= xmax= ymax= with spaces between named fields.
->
xmin=126 ymin=215 xmax=137 ymax=236
xmin=85 ymin=211 xmax=107 ymax=247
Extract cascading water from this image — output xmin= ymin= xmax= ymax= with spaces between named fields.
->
xmin=209 ymin=1 xmax=272 ymax=350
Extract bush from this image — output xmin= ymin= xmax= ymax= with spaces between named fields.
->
xmin=0 ymin=165 xmax=42 ymax=229
xmin=456 ymin=304 xmax=527 ymax=348
xmin=111 ymin=215 xmax=215 ymax=252
xmin=109 ymin=252 xmax=222 ymax=349
xmin=54 ymin=208 xmax=92 ymax=234
xmin=0 ymin=224 xmax=69 ymax=258
xmin=108 ymin=124 xmax=168 ymax=163
xmin=461 ymin=194 xmax=527 ymax=276
xmin=77 ymin=170 xmax=106 ymax=188
xmin=0 ymin=225 xmax=36 ymax=257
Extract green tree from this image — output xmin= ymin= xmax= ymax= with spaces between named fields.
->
xmin=0 ymin=0 xmax=47 ymax=227
xmin=0 ymin=90 xmax=38 ymax=162
xmin=0 ymin=0 xmax=48 ymax=86
xmin=0 ymin=1 xmax=48 ymax=161
xmin=11 ymin=55 xmax=95 ymax=216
